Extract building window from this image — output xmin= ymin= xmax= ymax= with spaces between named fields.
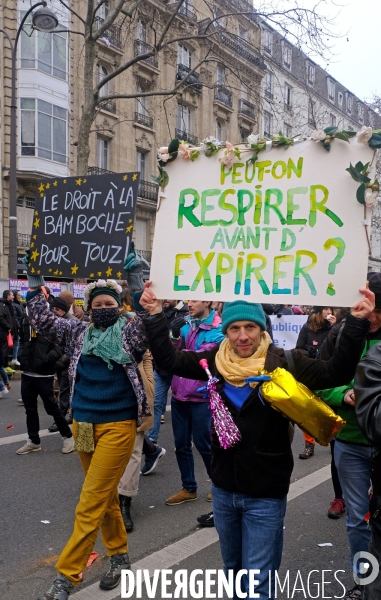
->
xmin=136 ymin=150 xmax=146 ymax=180
xmin=216 ymin=120 xmax=223 ymax=141
xmin=264 ymin=111 xmax=272 ymax=137
xmin=98 ymin=64 xmax=109 ymax=97
xmin=217 ymin=66 xmax=226 ymax=85
xmin=284 ymin=84 xmax=292 ymax=108
xmin=177 ymin=103 xmax=192 ymax=133
xmin=136 ymin=85 xmax=148 ymax=116
xmin=20 ymin=11 xmax=68 ymax=81
xmin=135 ymin=218 xmax=148 ymax=252
xmin=306 ymin=62 xmax=315 ymax=87
xmin=241 ymin=82 xmax=248 ymax=101
xmin=17 ymin=197 xmax=24 ymax=207
xmin=97 ymin=137 xmax=109 ymax=170
xmin=330 ymin=114 xmax=337 ymax=127
xmin=177 ymin=44 xmax=192 ymax=68
xmin=264 ymin=72 xmax=272 ymax=99
xmin=136 ymin=19 xmax=146 ymax=42
xmin=338 ymin=91 xmax=343 ymax=107
xmin=263 ymin=29 xmax=272 ymax=53
xmin=20 ymin=98 xmax=67 ymax=163
xmin=327 ymin=79 xmax=335 ymax=103
xmin=282 ymin=44 xmax=292 ymax=70
xmin=284 ymin=123 xmax=292 ymax=137
xmin=25 ymin=197 xmax=35 ymax=208
xmin=358 ymin=103 xmax=364 ymax=124
xmin=213 ymin=9 xmax=225 ymax=29
xmin=346 ymin=93 xmax=353 ymax=114
xmin=98 ymin=1 xmax=109 ymax=20
xmin=240 ymin=128 xmax=250 ymax=143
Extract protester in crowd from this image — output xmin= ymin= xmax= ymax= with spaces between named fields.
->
xmin=316 ymin=274 xmax=381 ymax=600
xmin=292 ymin=305 xmax=304 ymax=315
xmin=163 ymin=300 xmax=224 ymax=507
xmin=354 ymin=341 xmax=381 ymax=600
xmin=59 ymin=290 xmax=85 ymax=321
xmin=0 ymin=290 xmax=18 ymax=365
xmin=274 ymin=303 xmax=293 ymax=316
xmin=44 ymin=286 xmax=55 ymax=307
xmin=16 ymin=298 xmax=73 ymax=457
xmin=145 ymin=298 xmax=189 ymax=447
xmin=296 ymin=306 xmax=336 ymax=459
xmin=140 ymin=281 xmax=373 ymax=600
xmin=26 ymin=276 xmax=151 ymax=600
xmin=10 ymin=289 xmax=25 ymax=366
xmin=47 ymin=297 xmax=78 ymax=433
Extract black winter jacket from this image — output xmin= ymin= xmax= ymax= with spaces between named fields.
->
xmin=296 ymin=320 xmax=332 ymax=358
xmin=0 ymin=299 xmax=18 ymax=341
xmin=355 ymin=345 xmax=381 ymax=524
xmin=18 ymin=315 xmax=63 ymax=375
xmin=144 ymin=312 xmax=370 ymax=499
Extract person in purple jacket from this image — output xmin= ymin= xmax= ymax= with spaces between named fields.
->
xmin=166 ymin=300 xmax=225 ymax=506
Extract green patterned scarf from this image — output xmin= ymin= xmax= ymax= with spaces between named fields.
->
xmin=82 ymin=316 xmax=132 ymax=369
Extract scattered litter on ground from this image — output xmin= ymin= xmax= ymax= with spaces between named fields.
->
xmin=86 ymin=551 xmax=99 ymax=567
xmin=41 ymin=520 xmax=50 ymax=524
xmin=318 ymin=543 xmax=333 ymax=547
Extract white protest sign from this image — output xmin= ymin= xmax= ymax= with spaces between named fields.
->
xmin=270 ymin=315 xmax=308 ymax=350
xmin=150 ymin=139 xmax=373 ymax=305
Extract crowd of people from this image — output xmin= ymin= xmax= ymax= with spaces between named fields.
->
xmin=3 ymin=265 xmax=381 ymax=600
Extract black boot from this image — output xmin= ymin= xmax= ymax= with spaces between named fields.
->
xmin=119 ymin=495 xmax=133 ymax=532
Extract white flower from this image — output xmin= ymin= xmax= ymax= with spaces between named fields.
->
xmin=357 ymin=126 xmax=373 ymax=144
xmin=178 ymin=142 xmax=191 ymax=160
xmin=96 ymin=279 xmax=107 ymax=287
xmin=310 ymin=130 xmax=326 ymax=142
xmin=247 ymin=134 xmax=259 ymax=145
xmin=159 ymin=146 xmax=169 ymax=154
xmin=365 ymin=188 xmax=378 ymax=207
xmin=200 ymin=136 xmax=222 ymax=152
xmin=158 ymin=152 xmax=170 ymax=162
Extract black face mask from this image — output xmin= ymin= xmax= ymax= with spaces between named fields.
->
xmin=91 ymin=307 xmax=120 ymax=328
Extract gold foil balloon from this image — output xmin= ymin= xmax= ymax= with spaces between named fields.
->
xmin=260 ymin=368 xmax=345 ymax=446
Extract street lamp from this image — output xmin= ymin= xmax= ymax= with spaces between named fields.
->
xmin=0 ymin=1 xmax=59 ymax=278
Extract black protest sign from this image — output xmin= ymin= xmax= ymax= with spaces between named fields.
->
xmin=28 ymin=172 xmax=139 ymax=279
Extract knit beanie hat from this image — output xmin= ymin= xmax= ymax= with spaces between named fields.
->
xmin=221 ymin=301 xmax=266 ymax=334
xmin=368 ymin=272 xmax=381 ymax=308
xmin=51 ymin=297 xmax=68 ymax=313
xmin=83 ymin=280 xmax=122 ymax=310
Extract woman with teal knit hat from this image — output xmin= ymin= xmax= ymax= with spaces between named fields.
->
xmin=25 ymin=276 xmax=151 ymax=600
xmin=141 ymin=283 xmax=374 ymax=600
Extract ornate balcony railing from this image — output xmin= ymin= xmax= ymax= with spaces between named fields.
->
xmin=136 ymin=249 xmax=152 ymax=262
xmin=138 ymin=180 xmax=159 ymax=202
xmin=94 ymin=16 xmax=122 ymax=49
xmin=176 ymin=63 xmax=203 ymax=91
xmin=135 ymin=112 xmax=154 ymax=128
xmin=99 ymin=99 xmax=116 ymax=113
xmin=218 ymin=29 xmax=266 ymax=70
xmin=176 ymin=2 xmax=197 ymax=21
xmin=175 ymin=129 xmax=198 ymax=146
xmin=239 ymin=98 xmax=255 ymax=120
xmin=215 ymin=85 xmax=233 ymax=108
xmin=17 ymin=233 xmax=30 ymax=248
xmin=87 ymin=166 xmax=114 ymax=176
xmin=134 ymin=39 xmax=158 ymax=68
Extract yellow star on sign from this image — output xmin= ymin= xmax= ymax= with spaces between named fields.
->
xmin=45 ymin=183 xmax=51 ymax=190
xmin=83 ymin=179 xmax=87 ymax=183
xmin=37 ymin=270 xmax=41 ymax=274
xmin=125 ymin=225 xmax=133 ymax=233
xmin=31 ymin=267 xmax=35 ymax=273
xmin=34 ymin=211 xmax=39 ymax=216
xmin=128 ymin=219 xmax=133 ymax=223
xmin=132 ymin=173 xmax=137 ymax=181
xmin=48 ymin=269 xmax=52 ymax=273
xmin=30 ymin=242 xmax=35 ymax=248
xmin=31 ymin=249 xmax=40 ymax=261
xmin=53 ymin=180 xmax=58 ymax=187
xmin=34 ymin=218 xmax=40 ymax=228
xmin=123 ymin=175 xmax=128 ymax=181
xmin=71 ymin=263 xmax=79 ymax=275
xmin=33 ymin=234 xmax=37 ymax=239
xmin=59 ymin=271 xmax=63 ymax=276
xmin=75 ymin=178 xmax=82 ymax=185
xmin=106 ymin=266 xmax=112 ymax=277
xmin=97 ymin=272 xmax=102 ymax=277
xmin=38 ymin=183 xmax=44 ymax=192
xmin=40 ymin=193 xmax=44 ymax=198
xmin=63 ymin=179 xmax=67 ymax=183
xmin=89 ymin=273 xmax=94 ymax=278
xmin=117 ymin=271 xmax=122 ymax=279
xmin=54 ymin=269 xmax=59 ymax=275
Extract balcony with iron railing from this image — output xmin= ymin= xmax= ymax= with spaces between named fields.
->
xmin=99 ymin=99 xmax=116 ymax=114
xmin=94 ymin=16 xmax=122 ymax=49
xmin=135 ymin=112 xmax=154 ymax=129
xmin=175 ymin=129 xmax=198 ymax=146
xmin=87 ymin=166 xmax=114 ymax=176
xmin=217 ymin=29 xmax=265 ymax=70
xmin=214 ymin=85 xmax=233 ymax=108
xmin=136 ymin=249 xmax=152 ymax=262
xmin=176 ymin=64 xmax=203 ymax=92
xmin=176 ymin=2 xmax=197 ymax=21
xmin=134 ymin=39 xmax=158 ymax=68
xmin=88 ymin=167 xmax=159 ymax=202
xmin=17 ymin=233 xmax=31 ymax=248
xmin=239 ymin=98 xmax=255 ymax=120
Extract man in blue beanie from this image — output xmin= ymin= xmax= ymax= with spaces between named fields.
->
xmin=141 ymin=284 xmax=374 ymax=600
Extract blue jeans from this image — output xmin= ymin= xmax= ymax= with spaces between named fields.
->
xmin=148 ymin=371 xmax=172 ymax=443
xmin=171 ymin=397 xmax=211 ymax=492
xmin=12 ymin=335 xmax=20 ymax=361
xmin=212 ymin=484 xmax=287 ymax=600
xmin=334 ymin=440 xmax=374 ymax=578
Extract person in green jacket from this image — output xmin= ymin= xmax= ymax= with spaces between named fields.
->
xmin=316 ymin=272 xmax=381 ymax=600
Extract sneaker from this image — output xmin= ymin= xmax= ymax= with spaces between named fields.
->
xmin=344 ymin=584 xmax=362 ymax=599
xmin=206 ymin=492 xmax=212 ymax=502
xmin=0 ymin=388 xmax=9 ymax=398
xmin=17 ymin=398 xmax=24 ymax=405
xmin=165 ymin=489 xmax=198 ymax=505
xmin=99 ymin=552 xmax=130 ymax=590
xmin=62 ymin=437 xmax=75 ymax=454
xmin=10 ymin=359 xmax=20 ymax=366
xmin=37 ymin=573 xmax=73 ymax=600
xmin=141 ymin=446 xmax=166 ymax=475
xmin=16 ymin=439 xmax=41 ymax=454
xmin=5 ymin=366 xmax=15 ymax=373
xmin=48 ymin=422 xmax=59 ymax=433
xmin=197 ymin=511 xmax=215 ymax=527
xmin=327 ymin=498 xmax=346 ymax=519
xmin=161 ymin=415 xmax=165 ymax=423
xmin=299 ymin=442 xmax=315 ymax=459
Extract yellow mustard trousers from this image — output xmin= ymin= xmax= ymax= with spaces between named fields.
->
xmin=56 ymin=419 xmax=136 ymax=585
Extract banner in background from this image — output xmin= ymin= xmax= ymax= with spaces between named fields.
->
xmin=270 ymin=314 xmax=308 ymax=350
xmin=71 ymin=283 xmax=88 ymax=308
xmin=9 ymin=279 xmax=62 ymax=300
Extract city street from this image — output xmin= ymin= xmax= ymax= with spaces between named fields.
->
xmin=1 ymin=380 xmax=357 ymax=600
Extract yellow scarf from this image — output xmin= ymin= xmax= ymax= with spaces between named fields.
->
xmin=215 ymin=332 xmax=272 ymax=388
